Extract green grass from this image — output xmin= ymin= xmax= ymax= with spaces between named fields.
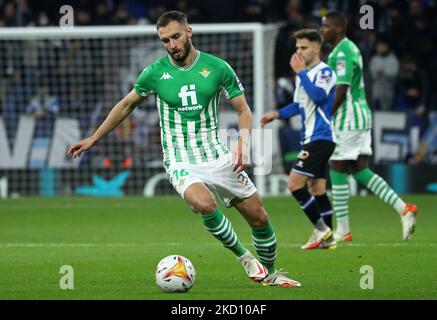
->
xmin=0 ymin=195 xmax=436 ymax=300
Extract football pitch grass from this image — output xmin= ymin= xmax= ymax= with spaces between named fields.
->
xmin=0 ymin=195 xmax=436 ymax=300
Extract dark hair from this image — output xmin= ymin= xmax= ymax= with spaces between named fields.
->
xmin=324 ymin=11 xmax=348 ymax=31
xmin=294 ymin=29 xmax=323 ymax=44
xmin=156 ymin=11 xmax=188 ymax=29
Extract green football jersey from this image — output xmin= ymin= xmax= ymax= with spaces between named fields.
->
xmin=327 ymin=37 xmax=372 ymax=131
xmin=134 ymin=50 xmax=244 ymax=168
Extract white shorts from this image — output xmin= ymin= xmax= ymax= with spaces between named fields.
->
xmin=166 ymin=156 xmax=258 ymax=210
xmin=330 ymin=130 xmax=373 ymax=161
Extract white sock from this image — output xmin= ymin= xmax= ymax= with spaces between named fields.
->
xmin=315 ymin=218 xmax=329 ymax=231
xmin=336 ymin=216 xmax=350 ymax=234
xmin=393 ymin=199 xmax=407 ymax=216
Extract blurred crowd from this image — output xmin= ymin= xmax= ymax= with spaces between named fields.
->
xmin=1 ymin=0 xmax=437 ymax=167
xmin=271 ymin=0 xmax=437 ymax=168
xmin=0 ymin=0 xmax=291 ymax=27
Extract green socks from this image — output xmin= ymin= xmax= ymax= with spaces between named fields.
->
xmin=252 ymin=222 xmax=277 ymax=274
xmin=202 ymin=209 xmax=247 ymax=257
xmin=353 ymin=168 xmax=406 ymax=215
xmin=330 ymin=168 xmax=407 ymax=234
xmin=330 ymin=170 xmax=350 ymax=233
xmin=202 ymin=209 xmax=278 ymax=274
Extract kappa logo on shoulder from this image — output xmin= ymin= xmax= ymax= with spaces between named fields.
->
xmin=160 ymin=72 xmax=173 ymax=80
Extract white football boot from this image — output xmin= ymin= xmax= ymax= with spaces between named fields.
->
xmin=333 ymin=230 xmax=353 ymax=242
xmin=238 ymin=251 xmax=268 ymax=282
xmin=301 ymin=227 xmax=333 ymax=250
xmin=401 ymin=203 xmax=418 ymax=240
xmin=263 ymin=269 xmax=301 ymax=287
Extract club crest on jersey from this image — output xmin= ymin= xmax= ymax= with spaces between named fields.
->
xmin=199 ymin=68 xmax=211 ymax=78
xmin=160 ymin=72 xmax=173 ymax=80
xmin=318 ymin=69 xmax=331 ymax=83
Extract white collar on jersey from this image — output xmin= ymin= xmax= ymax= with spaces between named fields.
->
xmin=168 ymin=50 xmax=201 ymax=72
xmin=306 ymin=61 xmax=323 ymax=72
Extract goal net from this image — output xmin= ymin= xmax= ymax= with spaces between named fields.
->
xmin=0 ymin=24 xmax=280 ymax=198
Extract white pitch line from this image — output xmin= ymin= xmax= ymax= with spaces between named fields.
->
xmin=0 ymin=243 xmax=181 ymax=248
xmin=0 ymin=203 xmax=161 ymax=209
xmin=339 ymin=243 xmax=436 ymax=247
xmin=0 ymin=242 xmax=435 ymax=248
xmin=279 ymin=242 xmax=436 ymax=247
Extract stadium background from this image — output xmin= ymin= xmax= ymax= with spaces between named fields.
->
xmin=0 ymin=0 xmax=436 ymax=198
xmin=0 ymin=0 xmax=436 ymax=301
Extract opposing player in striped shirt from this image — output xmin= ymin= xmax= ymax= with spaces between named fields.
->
xmin=261 ymin=29 xmax=337 ymax=250
xmin=67 ymin=11 xmax=300 ymax=287
xmin=321 ymin=11 xmax=418 ymax=241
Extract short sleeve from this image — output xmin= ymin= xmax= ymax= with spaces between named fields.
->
xmin=333 ymin=51 xmax=353 ymax=85
xmin=315 ymin=67 xmax=336 ymax=94
xmin=134 ymin=66 xmax=155 ymax=97
xmin=220 ymin=61 xmax=245 ymax=100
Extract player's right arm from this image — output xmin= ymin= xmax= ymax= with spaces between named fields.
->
xmin=260 ymin=103 xmax=299 ymax=128
xmin=67 ymin=89 xmax=145 ymax=158
xmin=332 ymin=84 xmax=348 ymax=115
xmin=331 ymin=49 xmax=353 ymax=115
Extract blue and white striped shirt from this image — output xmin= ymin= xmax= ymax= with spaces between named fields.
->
xmin=278 ymin=61 xmax=336 ymax=145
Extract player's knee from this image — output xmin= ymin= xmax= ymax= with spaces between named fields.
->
xmin=251 ymin=207 xmax=269 ymax=228
xmin=308 ymin=183 xmax=325 ymax=196
xmin=196 ymin=200 xmax=217 ymax=215
xmin=288 ymin=179 xmax=302 ymax=192
xmin=307 ymin=185 xmax=315 ymax=194
xmin=331 ymin=161 xmax=348 ymax=172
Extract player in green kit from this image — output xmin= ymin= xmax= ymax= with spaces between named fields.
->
xmin=67 ymin=11 xmax=300 ymax=287
xmin=320 ymin=11 xmax=418 ymax=242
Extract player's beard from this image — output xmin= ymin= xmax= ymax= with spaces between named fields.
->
xmin=305 ymin=53 xmax=317 ymax=67
xmin=169 ymin=38 xmax=192 ymax=62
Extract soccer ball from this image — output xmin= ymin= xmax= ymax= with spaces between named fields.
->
xmin=155 ymin=255 xmax=196 ymax=293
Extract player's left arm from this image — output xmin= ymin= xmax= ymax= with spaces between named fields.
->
xmin=220 ymin=60 xmax=251 ymax=172
xmin=229 ymin=94 xmax=252 ymax=173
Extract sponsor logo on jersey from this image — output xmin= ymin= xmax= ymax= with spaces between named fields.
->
xmin=296 ymin=160 xmax=304 ymax=168
xmin=236 ymin=76 xmax=244 ymax=91
xmin=177 ymin=105 xmax=204 ymax=112
xmin=199 ymin=68 xmax=211 ymax=78
xmin=178 ymin=84 xmax=197 ymax=106
xmin=336 ymin=61 xmax=346 ymax=76
xmin=160 ymin=72 xmax=173 ymax=80
xmin=177 ymin=84 xmax=203 ymax=112
xmin=297 ymin=150 xmax=310 ymax=160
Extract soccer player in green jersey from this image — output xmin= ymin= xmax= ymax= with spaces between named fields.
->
xmin=320 ymin=11 xmax=418 ymax=242
xmin=67 ymin=11 xmax=300 ymax=287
